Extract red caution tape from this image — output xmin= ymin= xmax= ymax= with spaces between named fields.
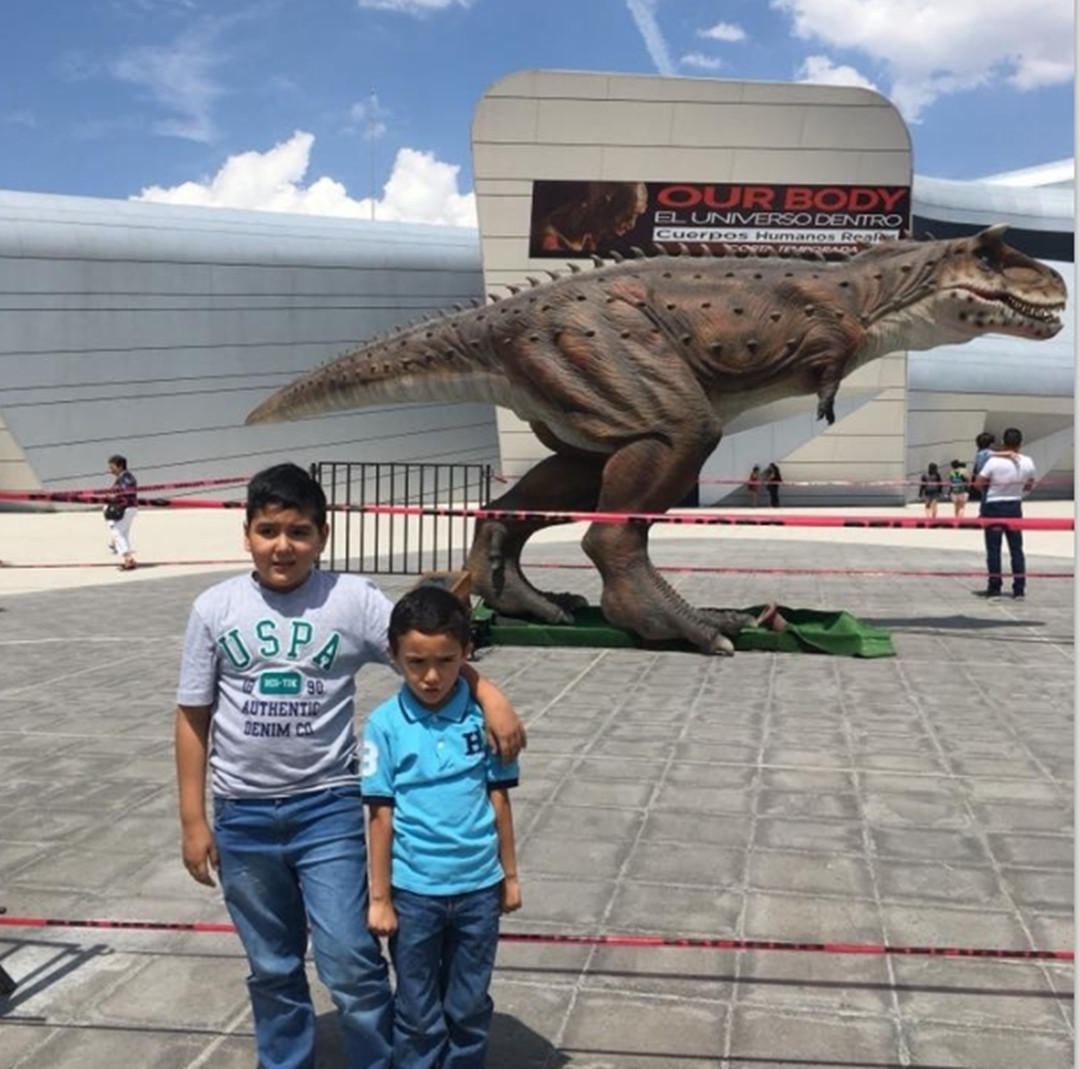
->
xmin=527 ymin=562 xmax=1073 ymax=579
xmin=0 ymin=492 xmax=1071 ymax=531
xmin=494 ymin=473 xmax=1077 ymax=488
xmin=0 ymin=915 xmax=1069 ymax=961
xmin=361 ymin=504 xmax=1074 ymax=532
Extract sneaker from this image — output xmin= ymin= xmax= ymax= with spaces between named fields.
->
xmin=1012 ymin=592 xmax=1025 ymax=600
xmin=119 ymin=560 xmax=137 ymax=571
xmin=972 ymin=589 xmax=1003 ymax=598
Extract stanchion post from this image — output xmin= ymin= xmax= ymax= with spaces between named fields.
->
xmin=0 ymin=906 xmax=18 ymax=997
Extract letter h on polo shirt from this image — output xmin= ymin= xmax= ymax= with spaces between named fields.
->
xmin=462 ymin=727 xmax=485 ymax=756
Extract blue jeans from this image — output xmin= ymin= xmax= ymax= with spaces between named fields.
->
xmin=214 ymin=787 xmax=393 ymax=1069
xmin=389 ymin=884 xmax=501 ymax=1069
xmin=980 ymin=499 xmax=1026 ymax=594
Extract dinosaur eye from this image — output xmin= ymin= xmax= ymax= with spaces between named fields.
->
xmin=976 ymin=249 xmax=997 ymax=270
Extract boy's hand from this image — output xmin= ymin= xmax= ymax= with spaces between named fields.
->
xmin=181 ymin=819 xmax=219 ymax=887
xmin=368 ymin=898 xmax=398 ymax=937
xmin=461 ymin=664 xmax=527 ymax=762
xmin=500 ymin=875 xmax=522 ymax=914
xmin=486 ymin=718 xmax=526 ymax=764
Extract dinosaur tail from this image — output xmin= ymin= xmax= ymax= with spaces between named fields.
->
xmin=245 ymin=324 xmax=497 ymax=425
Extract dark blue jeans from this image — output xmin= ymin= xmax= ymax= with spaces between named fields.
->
xmin=214 ymin=787 xmax=393 ymax=1069
xmin=980 ymin=499 xmax=1025 ymax=594
xmin=389 ymin=884 xmax=501 ymax=1069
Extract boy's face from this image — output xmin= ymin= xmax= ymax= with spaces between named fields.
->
xmin=244 ymin=503 xmax=327 ymax=592
xmin=394 ymin=629 xmax=470 ymax=710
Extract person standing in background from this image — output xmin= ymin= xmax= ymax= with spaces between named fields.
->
xmin=763 ymin=463 xmax=782 ymax=508
xmin=970 ymin=432 xmax=995 ymax=504
xmin=948 ymin=460 xmax=970 ymax=517
xmin=918 ymin=462 xmax=944 ymax=518
xmin=745 ymin=465 xmax=761 ymax=507
xmin=105 ymin=454 xmax=138 ymax=571
xmin=973 ymin=427 xmax=1036 ymax=600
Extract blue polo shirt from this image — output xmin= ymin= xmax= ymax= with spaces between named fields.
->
xmin=361 ymin=677 xmax=519 ymax=896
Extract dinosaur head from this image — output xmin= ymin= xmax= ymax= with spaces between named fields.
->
xmin=923 ymin=224 xmax=1067 ymax=340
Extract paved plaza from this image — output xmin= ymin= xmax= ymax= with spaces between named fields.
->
xmin=0 ymin=515 xmax=1074 ymax=1068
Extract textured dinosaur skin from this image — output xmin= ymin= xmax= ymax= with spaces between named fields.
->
xmin=247 ymin=225 xmax=1066 ymax=654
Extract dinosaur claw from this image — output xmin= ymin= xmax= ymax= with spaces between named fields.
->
xmin=817 ymin=397 xmax=836 ymax=424
xmin=709 ymin=632 xmax=736 ymax=656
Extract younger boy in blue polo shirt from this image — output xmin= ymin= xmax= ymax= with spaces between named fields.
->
xmin=361 ymin=585 xmax=521 ymax=1069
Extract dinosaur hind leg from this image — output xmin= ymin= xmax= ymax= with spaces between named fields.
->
xmin=466 ymin=452 xmax=606 ymax=623
xmin=582 ymin=435 xmax=739 ymax=655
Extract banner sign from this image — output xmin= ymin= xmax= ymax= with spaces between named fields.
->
xmin=528 ymin=180 xmax=911 ymax=258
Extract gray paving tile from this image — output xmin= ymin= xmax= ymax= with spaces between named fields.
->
xmin=0 ymin=538 xmax=1072 ymax=1068
xmin=728 ymin=1006 xmax=900 ymax=1066
xmin=903 ymin=1020 xmax=1074 ymax=1069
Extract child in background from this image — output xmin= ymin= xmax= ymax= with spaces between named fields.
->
xmin=105 ymin=454 xmax=138 ymax=571
xmin=363 ymin=585 xmax=521 ymax=1069
xmin=949 ymin=459 xmax=970 ymax=517
xmin=919 ymin=462 xmax=944 ymax=517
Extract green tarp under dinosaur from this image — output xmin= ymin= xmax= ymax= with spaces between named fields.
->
xmin=471 ymin=603 xmax=895 ymax=658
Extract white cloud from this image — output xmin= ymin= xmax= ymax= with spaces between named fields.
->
xmin=772 ymin=0 xmax=1074 ymax=120
xmin=356 ymin=0 xmax=473 ymax=12
xmin=626 ymin=0 xmax=677 ymax=75
xmin=796 ymin=55 xmax=879 ymax=92
xmin=109 ymin=19 xmax=228 ymax=142
xmin=697 ymin=21 xmax=747 ymax=43
xmin=681 ymin=53 xmax=724 ymax=72
xmin=131 ymin=130 xmax=478 ymax=227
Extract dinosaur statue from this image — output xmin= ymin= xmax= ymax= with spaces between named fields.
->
xmin=247 ymin=225 xmax=1066 ymax=654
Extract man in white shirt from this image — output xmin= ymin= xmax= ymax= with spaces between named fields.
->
xmin=973 ymin=427 xmax=1036 ymax=599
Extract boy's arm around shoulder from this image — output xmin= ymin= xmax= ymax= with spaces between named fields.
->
xmin=459 ymin=662 xmax=526 ymax=763
xmin=175 ymin=704 xmax=217 ymax=886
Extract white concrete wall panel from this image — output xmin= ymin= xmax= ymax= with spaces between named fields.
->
xmin=0 ymin=192 xmax=499 ymax=493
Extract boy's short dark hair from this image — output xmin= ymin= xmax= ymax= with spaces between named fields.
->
xmin=108 ymin=454 xmax=127 ymax=469
xmin=975 ymin=432 xmax=995 ymax=449
xmin=246 ymin=463 xmax=327 ymax=528
xmin=1002 ymin=427 xmax=1023 ymax=448
xmin=389 ymin=586 xmax=472 ymax=654
xmin=950 ymin=459 xmax=962 ymax=468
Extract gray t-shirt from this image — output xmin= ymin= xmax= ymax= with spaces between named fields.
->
xmin=177 ymin=569 xmax=394 ymax=799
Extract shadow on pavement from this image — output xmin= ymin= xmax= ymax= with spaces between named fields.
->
xmin=312 ymin=1009 xmax=570 ymax=1068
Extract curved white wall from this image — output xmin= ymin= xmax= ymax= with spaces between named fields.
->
xmin=0 ymin=192 xmax=499 ymax=495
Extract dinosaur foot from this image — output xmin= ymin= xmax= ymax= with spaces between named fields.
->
xmin=481 ymin=577 xmax=588 ymax=626
xmin=605 ymin=600 xmax=738 ymax=656
xmin=702 ymin=608 xmax=759 ymax=639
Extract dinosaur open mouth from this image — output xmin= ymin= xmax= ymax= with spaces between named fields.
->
xmin=964 ymin=287 xmax=1065 ymax=326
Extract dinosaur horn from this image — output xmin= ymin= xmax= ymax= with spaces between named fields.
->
xmin=977 ymin=223 xmax=1009 ymax=245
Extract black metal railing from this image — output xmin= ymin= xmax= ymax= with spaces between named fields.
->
xmin=311 ymin=461 xmax=492 ymax=574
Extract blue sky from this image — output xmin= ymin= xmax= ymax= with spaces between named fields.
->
xmin=0 ymin=0 xmax=1073 ymax=225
